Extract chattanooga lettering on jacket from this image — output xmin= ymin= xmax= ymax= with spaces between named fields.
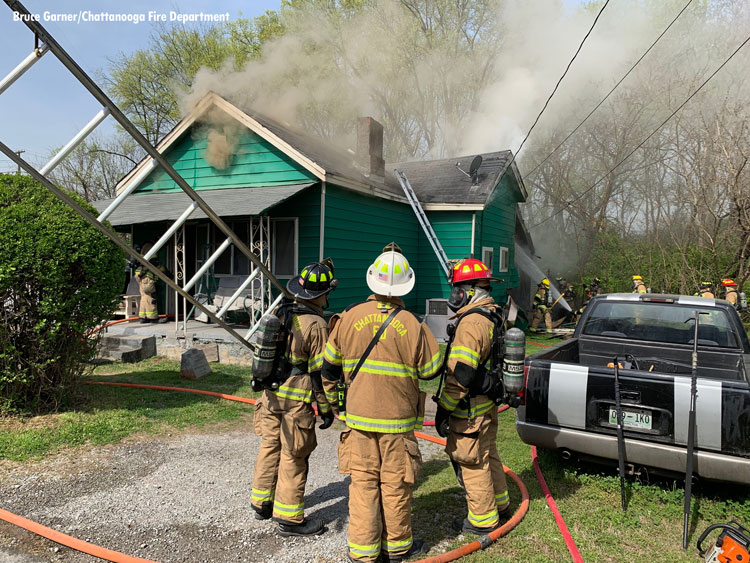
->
xmin=353 ymin=313 xmax=408 ymax=336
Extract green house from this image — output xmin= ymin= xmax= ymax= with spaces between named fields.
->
xmin=95 ymin=93 xmax=529 ymax=325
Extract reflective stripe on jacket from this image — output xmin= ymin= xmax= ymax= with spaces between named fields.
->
xmin=322 ymin=295 xmax=440 ymax=433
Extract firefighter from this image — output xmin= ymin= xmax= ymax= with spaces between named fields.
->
xmin=433 ymin=258 xmax=510 ymax=535
xmin=250 ymin=260 xmax=337 ymax=536
xmin=322 ymin=243 xmax=441 ymax=563
xmin=722 ymin=279 xmax=739 ymax=307
xmin=632 ymin=275 xmax=647 ymax=294
xmin=134 ymin=243 xmax=171 ymax=323
xmin=696 ymin=282 xmax=715 ymax=298
xmin=530 ymin=278 xmax=550 ymax=331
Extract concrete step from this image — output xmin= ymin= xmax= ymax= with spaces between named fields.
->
xmin=97 ymin=334 xmax=156 ymax=363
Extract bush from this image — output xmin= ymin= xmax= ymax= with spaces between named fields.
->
xmin=0 ymin=174 xmax=124 ymax=413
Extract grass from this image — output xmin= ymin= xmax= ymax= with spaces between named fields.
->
xmin=0 ymin=357 xmax=260 ymax=462
xmin=2 ymin=345 xmax=749 ymax=561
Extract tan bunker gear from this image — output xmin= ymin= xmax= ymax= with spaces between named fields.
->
xmin=322 ymin=295 xmax=441 ymax=562
xmin=251 ymin=304 xmax=332 ymax=527
xmin=437 ymin=297 xmax=510 ymax=531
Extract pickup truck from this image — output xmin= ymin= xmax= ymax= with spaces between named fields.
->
xmin=516 ymin=293 xmax=750 ymax=484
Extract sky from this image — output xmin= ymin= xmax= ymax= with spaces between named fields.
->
xmin=0 ymin=0 xmax=281 ymax=173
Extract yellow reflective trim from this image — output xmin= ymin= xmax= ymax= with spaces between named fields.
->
xmin=324 ymin=342 xmax=342 ymax=365
xmin=419 ymin=352 xmax=442 ymax=377
xmin=468 ymin=509 xmax=499 ymax=527
xmin=449 ymin=346 xmax=480 ymax=368
xmin=308 ymin=273 xmax=317 ymax=282
xmin=345 ymin=413 xmax=417 ymax=433
xmin=452 ymin=400 xmax=495 ymax=419
xmin=438 ymin=392 xmax=459 ymax=411
xmin=384 ymin=537 xmax=413 ymax=551
xmin=343 ymin=358 xmax=416 ymax=378
xmin=349 ymin=540 xmax=381 ymax=557
xmin=273 ymin=385 xmax=313 ymax=403
xmin=309 ymin=352 xmax=324 ymax=371
xmin=394 ymin=264 xmax=403 ymax=274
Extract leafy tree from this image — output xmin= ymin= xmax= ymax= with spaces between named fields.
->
xmin=0 ymin=174 xmax=124 ymax=413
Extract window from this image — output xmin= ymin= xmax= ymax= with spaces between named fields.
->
xmin=272 ymin=218 xmax=298 ymax=278
xmin=482 ymin=246 xmax=494 ymax=272
xmin=498 ymin=246 xmax=509 ymax=273
xmin=211 ymin=221 xmax=250 ymax=276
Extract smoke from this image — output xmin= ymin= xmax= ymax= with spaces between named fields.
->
xmin=198 ymin=108 xmax=243 ymax=170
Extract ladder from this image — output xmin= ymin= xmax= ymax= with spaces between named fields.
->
xmin=393 ymin=169 xmax=451 ymax=279
xmin=0 ymin=0 xmax=289 ymax=350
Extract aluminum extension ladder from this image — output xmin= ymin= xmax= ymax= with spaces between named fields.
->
xmin=393 ymin=169 xmax=451 ymax=279
xmin=0 ymin=0 xmax=290 ymax=350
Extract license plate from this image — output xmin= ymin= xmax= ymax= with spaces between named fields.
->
xmin=608 ymin=407 xmax=652 ymax=430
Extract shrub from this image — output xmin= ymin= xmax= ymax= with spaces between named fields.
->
xmin=0 ymin=174 xmax=124 ymax=413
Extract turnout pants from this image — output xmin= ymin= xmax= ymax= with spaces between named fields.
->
xmin=138 ymin=281 xmax=158 ymax=321
xmin=446 ymin=407 xmax=509 ymax=529
xmin=340 ymin=429 xmax=422 ymax=562
xmin=251 ymin=394 xmax=317 ymax=523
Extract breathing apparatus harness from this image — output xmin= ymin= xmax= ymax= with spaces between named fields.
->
xmin=250 ymin=298 xmax=326 ymax=393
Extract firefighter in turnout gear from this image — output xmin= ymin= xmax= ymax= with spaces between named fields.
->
xmin=632 ymin=275 xmax=647 ymax=294
xmin=722 ymin=278 xmax=739 ymax=307
xmin=696 ymin=282 xmax=715 ymax=298
xmin=434 ymin=258 xmax=511 ymax=535
xmin=322 ymin=244 xmax=440 ymax=563
xmin=134 ymin=243 xmax=171 ymax=323
xmin=250 ymin=261 xmax=337 ymax=536
xmin=530 ymin=278 xmax=551 ymax=331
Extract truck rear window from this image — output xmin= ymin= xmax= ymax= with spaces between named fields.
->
xmin=583 ymin=301 xmax=739 ymax=348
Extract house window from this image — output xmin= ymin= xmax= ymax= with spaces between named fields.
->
xmin=498 ymin=246 xmax=509 ymax=273
xmin=211 ymin=221 xmax=250 ymax=276
xmin=482 ymin=246 xmax=494 ymax=272
xmin=272 ymin=218 xmax=298 ymax=278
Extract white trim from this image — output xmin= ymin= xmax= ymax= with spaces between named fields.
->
xmin=423 ymin=203 xmax=484 ymax=211
xmin=271 ymin=217 xmax=299 ymax=279
xmin=471 ymin=213 xmax=476 ymax=258
xmin=482 ymin=246 xmax=494 ymax=272
xmin=319 ymin=182 xmax=326 ymax=261
xmin=498 ymin=246 xmax=509 ymax=273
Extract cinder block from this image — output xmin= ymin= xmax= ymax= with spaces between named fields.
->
xmin=180 ymin=348 xmax=212 ymax=380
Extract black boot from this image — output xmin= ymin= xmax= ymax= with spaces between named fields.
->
xmin=276 ymin=518 xmax=325 ymax=537
xmin=252 ymin=501 xmax=272 ymax=521
xmin=139 ymin=318 xmax=149 ymax=324
xmin=386 ymin=539 xmax=427 ymax=562
xmin=452 ymin=516 xmax=499 ymax=535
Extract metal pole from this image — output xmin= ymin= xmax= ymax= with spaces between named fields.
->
xmin=4 ymin=0 xmax=290 ymax=298
xmin=144 ymin=201 xmax=198 ymax=260
xmin=613 ymin=358 xmax=627 ymax=511
xmin=0 ymin=141 xmax=253 ymax=350
xmin=0 ymin=43 xmax=48 ymax=96
xmin=217 ymin=268 xmax=260 ymax=319
xmin=245 ymin=293 xmax=285 ymax=339
xmin=184 ymin=238 xmax=232 ymax=292
xmin=41 ymin=108 xmax=110 ymax=175
xmin=97 ymin=159 xmax=157 ymax=222
xmin=682 ymin=310 xmax=701 ymax=550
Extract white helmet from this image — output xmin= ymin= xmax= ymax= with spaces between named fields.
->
xmin=366 ymin=246 xmax=415 ymax=297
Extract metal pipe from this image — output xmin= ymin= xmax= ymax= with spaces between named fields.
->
xmin=144 ymin=201 xmax=198 ymax=260
xmin=41 ymin=108 xmax=110 ymax=175
xmin=245 ymin=293 xmax=285 ymax=339
xmin=0 ymin=43 xmax=48 ymax=96
xmin=4 ymin=0 xmax=290 ymax=299
xmin=217 ymin=268 xmax=260 ymax=319
xmin=0 ymin=141 xmax=252 ymax=349
xmin=184 ymin=238 xmax=231 ymax=292
xmin=97 ymin=158 xmax=156 ymax=222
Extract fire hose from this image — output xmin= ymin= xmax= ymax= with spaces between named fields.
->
xmin=0 ymin=382 xmax=582 ymax=563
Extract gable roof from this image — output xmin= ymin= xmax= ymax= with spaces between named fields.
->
xmin=116 ymin=92 xmax=526 ymax=210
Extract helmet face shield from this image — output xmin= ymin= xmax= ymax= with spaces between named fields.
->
xmin=448 ymin=283 xmax=473 ymax=312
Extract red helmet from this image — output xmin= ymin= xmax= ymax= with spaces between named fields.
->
xmin=722 ymin=278 xmax=738 ymax=287
xmin=450 ymin=258 xmax=502 ymax=284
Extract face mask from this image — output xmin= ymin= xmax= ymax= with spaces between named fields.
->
xmin=448 ymin=284 xmax=474 ymax=312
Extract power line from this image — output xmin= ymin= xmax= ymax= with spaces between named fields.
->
xmin=502 ymin=0 xmax=611 ymax=177
xmin=530 ymin=30 xmax=750 ymax=230
xmin=524 ymin=0 xmax=694 ymax=179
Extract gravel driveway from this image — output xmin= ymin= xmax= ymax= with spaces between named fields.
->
xmin=0 ymin=416 xmax=444 ymax=563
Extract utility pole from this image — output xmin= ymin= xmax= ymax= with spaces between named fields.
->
xmin=14 ymin=150 xmax=25 ymax=174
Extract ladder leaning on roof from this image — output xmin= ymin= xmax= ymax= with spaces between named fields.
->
xmin=0 ymin=0 xmax=290 ymax=350
xmin=393 ymin=169 xmax=452 ymax=280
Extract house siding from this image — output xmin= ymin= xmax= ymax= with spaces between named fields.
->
xmin=268 ymin=185 xmax=321 ymax=275
xmin=323 ymin=185 xmax=419 ymax=312
xmin=135 ymin=127 xmax=316 ymax=194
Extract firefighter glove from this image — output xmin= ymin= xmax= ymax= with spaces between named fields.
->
xmin=318 ymin=409 xmax=334 ymax=430
xmin=435 ymin=405 xmax=451 ymax=438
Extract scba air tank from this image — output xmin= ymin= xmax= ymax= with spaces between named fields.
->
xmin=251 ymin=313 xmax=282 ymax=386
xmin=502 ymin=327 xmax=526 ymax=395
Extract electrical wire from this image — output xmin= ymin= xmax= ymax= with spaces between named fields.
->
xmin=501 ymin=0 xmax=611 ymax=177
xmin=530 ymin=30 xmax=750 ymax=230
xmin=524 ymin=0 xmax=694 ymax=179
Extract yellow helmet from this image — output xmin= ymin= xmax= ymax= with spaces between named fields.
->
xmin=633 ymin=275 xmax=643 ymax=281
xmin=541 ymin=278 xmax=550 ymax=289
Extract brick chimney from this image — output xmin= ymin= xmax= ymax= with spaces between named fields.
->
xmin=356 ymin=116 xmax=385 ymax=178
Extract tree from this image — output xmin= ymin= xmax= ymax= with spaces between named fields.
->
xmin=0 ymin=174 xmax=124 ymax=413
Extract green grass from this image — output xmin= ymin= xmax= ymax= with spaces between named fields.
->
xmin=0 ymin=357 xmax=260 ymax=462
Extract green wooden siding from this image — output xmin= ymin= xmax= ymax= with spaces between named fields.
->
xmin=268 ymin=185 xmax=321 ymax=274
xmin=476 ymin=173 xmax=521 ymax=302
xmin=323 ymin=185 xmax=419 ymax=311
xmin=415 ymin=211 xmax=474 ymax=303
xmin=135 ymin=127 xmax=316 ymax=193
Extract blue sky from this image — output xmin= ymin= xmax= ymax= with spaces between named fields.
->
xmin=0 ymin=1 xmax=280 ymax=173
